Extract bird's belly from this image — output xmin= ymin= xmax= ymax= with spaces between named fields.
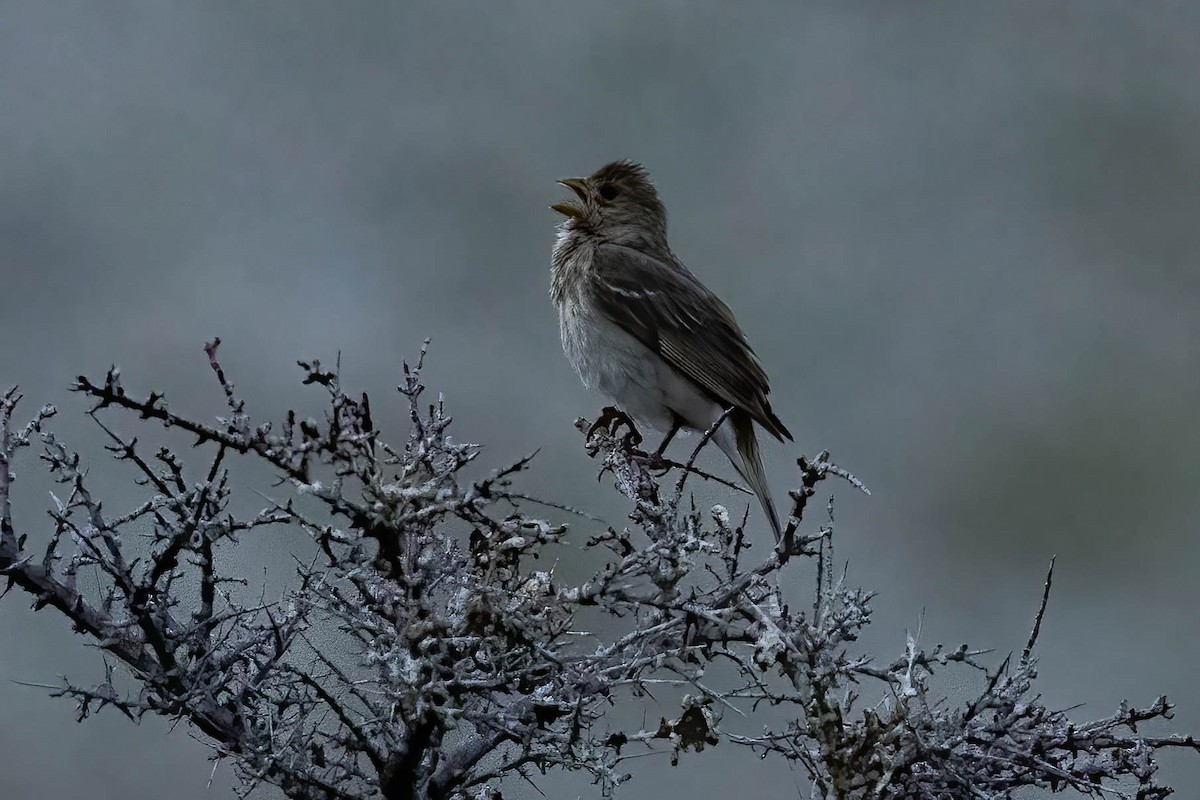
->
xmin=558 ymin=300 xmax=676 ymax=431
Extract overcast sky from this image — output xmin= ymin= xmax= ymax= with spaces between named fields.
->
xmin=2 ymin=3 xmax=1199 ymax=798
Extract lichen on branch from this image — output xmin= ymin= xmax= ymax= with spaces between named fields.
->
xmin=0 ymin=342 xmax=1195 ymax=800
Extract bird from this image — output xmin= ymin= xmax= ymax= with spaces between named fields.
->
xmin=549 ymin=160 xmax=793 ymax=542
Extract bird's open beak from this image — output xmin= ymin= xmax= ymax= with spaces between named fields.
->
xmin=558 ymin=178 xmax=588 ymax=199
xmin=551 ymin=177 xmax=588 ymax=218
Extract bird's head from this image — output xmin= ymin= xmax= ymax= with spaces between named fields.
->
xmin=552 ymin=160 xmax=668 ymax=246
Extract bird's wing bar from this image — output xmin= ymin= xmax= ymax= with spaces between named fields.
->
xmin=589 ymin=244 xmax=791 ymax=442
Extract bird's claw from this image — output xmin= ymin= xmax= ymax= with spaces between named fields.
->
xmin=630 ymin=451 xmax=673 ymax=475
xmin=587 ymin=406 xmax=643 ymax=449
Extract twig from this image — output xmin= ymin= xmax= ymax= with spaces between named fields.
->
xmin=1021 ymin=556 xmax=1055 ymax=667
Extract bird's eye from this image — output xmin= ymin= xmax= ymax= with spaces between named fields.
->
xmin=598 ymin=183 xmax=619 ymax=201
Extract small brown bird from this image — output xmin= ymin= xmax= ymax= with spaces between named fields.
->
xmin=550 ymin=160 xmax=792 ymax=541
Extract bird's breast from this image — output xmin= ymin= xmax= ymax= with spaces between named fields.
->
xmin=557 ymin=294 xmax=678 ymax=431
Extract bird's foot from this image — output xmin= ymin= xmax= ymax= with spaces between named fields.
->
xmin=629 ymin=438 xmax=675 ymax=474
xmin=632 ymin=452 xmax=674 ymax=476
xmin=587 ymin=406 xmax=643 ymax=449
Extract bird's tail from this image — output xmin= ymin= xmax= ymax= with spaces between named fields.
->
xmin=715 ymin=411 xmax=784 ymax=543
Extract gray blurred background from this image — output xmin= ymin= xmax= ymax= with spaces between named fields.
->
xmin=2 ymin=2 xmax=1199 ymax=797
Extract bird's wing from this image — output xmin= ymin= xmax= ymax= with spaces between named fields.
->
xmin=589 ymin=244 xmax=792 ymax=442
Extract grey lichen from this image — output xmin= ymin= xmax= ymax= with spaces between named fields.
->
xmin=0 ymin=342 xmax=1195 ymax=800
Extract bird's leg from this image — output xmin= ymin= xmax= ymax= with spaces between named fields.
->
xmin=653 ymin=416 xmax=683 ymax=460
xmin=632 ymin=416 xmax=682 ymax=475
xmin=630 ymin=416 xmax=683 ymax=475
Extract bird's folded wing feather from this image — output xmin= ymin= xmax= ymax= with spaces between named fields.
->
xmin=589 ymin=244 xmax=792 ymax=442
